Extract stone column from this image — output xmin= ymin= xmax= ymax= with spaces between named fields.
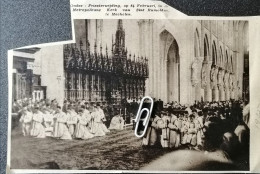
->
xmin=229 ymin=73 xmax=235 ymax=100
xmin=162 ymin=33 xmax=174 ymax=102
xmin=201 ymin=60 xmax=212 ymax=102
xmin=217 ymin=68 xmax=225 ymax=101
xmin=144 ymin=20 xmax=154 ymax=97
xmin=224 ymin=71 xmax=230 ymax=100
xmin=148 ymin=20 xmax=154 ymax=97
xmin=138 ymin=19 xmax=145 ymax=56
xmin=163 ymin=59 xmax=168 ymax=102
xmin=138 ymin=20 xmax=156 ymax=98
xmin=212 ymin=87 xmax=219 ymax=101
xmin=211 ymin=65 xmax=219 ymax=101
xmin=191 ymin=56 xmax=204 ymax=102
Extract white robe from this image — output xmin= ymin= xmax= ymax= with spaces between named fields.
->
xmin=196 ymin=116 xmax=204 ymax=146
xmin=83 ymin=109 xmax=90 ymax=117
xmin=66 ymin=111 xmax=78 ymax=137
xmin=83 ymin=110 xmax=92 ymax=130
xmin=96 ymin=108 xmax=107 ymax=121
xmin=109 ymin=115 xmax=124 ymax=130
xmin=168 ymin=116 xmax=182 ymax=148
xmin=160 ymin=115 xmax=171 ymax=148
xmin=181 ymin=120 xmax=188 ymax=144
xmin=91 ymin=110 xmax=110 ymax=136
xmin=186 ymin=121 xmax=198 ymax=146
xmin=30 ymin=112 xmax=46 ymax=138
xmin=142 ymin=115 xmax=161 ymax=146
xmin=75 ymin=115 xmax=94 ymax=139
xmin=43 ymin=111 xmax=54 ymax=137
xmin=20 ymin=111 xmax=33 ymax=136
xmin=53 ymin=112 xmax=72 ymax=140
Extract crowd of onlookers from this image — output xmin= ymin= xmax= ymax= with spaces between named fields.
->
xmin=141 ymin=99 xmax=249 ymax=165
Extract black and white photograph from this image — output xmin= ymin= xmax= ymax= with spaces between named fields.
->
xmin=10 ymin=19 xmax=249 ymax=171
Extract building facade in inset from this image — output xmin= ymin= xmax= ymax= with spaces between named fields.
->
xmin=12 ymin=48 xmax=47 ymax=102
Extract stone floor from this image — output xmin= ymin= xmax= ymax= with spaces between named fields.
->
xmin=11 ymin=127 xmax=169 ymax=170
xmin=10 ymin=126 xmax=249 ymax=171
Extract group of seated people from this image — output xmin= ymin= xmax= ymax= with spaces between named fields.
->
xmin=14 ymin=99 xmax=125 ymax=140
xmin=142 ymin=99 xmax=250 ymax=160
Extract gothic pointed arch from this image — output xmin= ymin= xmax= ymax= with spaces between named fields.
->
xmin=211 ymin=41 xmax=218 ymax=101
xmin=201 ymin=34 xmax=211 ymax=101
xmin=194 ymin=29 xmax=201 ymax=57
xmin=204 ymin=34 xmax=210 ymax=61
xmin=159 ymin=29 xmax=180 ymax=102
xmin=160 ymin=29 xmax=175 ymax=61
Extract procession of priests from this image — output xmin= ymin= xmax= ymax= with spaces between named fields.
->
xmin=13 ymin=97 xmax=249 ymax=157
xmin=13 ymin=98 xmax=126 ymax=140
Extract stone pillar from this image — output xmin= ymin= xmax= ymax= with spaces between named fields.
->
xmin=212 ymin=87 xmax=219 ymax=101
xmin=191 ymin=56 xmax=204 ymax=102
xmin=148 ymin=20 xmax=154 ymax=97
xmin=230 ymin=74 xmax=235 ymax=99
xmin=217 ymin=68 xmax=225 ymax=101
xmin=201 ymin=60 xmax=212 ymax=102
xmin=145 ymin=20 xmax=154 ymax=97
xmin=163 ymin=59 xmax=168 ymax=102
xmin=139 ymin=20 xmax=154 ymax=97
xmin=224 ymin=71 xmax=230 ymax=100
xmin=228 ymin=73 xmax=234 ymax=100
xmin=161 ymin=32 xmax=174 ymax=102
xmin=210 ymin=66 xmax=219 ymax=101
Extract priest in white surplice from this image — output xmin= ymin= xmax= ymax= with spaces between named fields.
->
xmin=66 ymin=106 xmax=78 ymax=137
xmin=91 ymin=103 xmax=110 ymax=136
xmin=19 ymin=106 xmax=33 ymax=136
xmin=75 ymin=109 xmax=94 ymax=139
xmin=30 ymin=107 xmax=46 ymax=138
xmin=53 ymin=106 xmax=72 ymax=140
xmin=109 ymin=109 xmax=124 ymax=130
